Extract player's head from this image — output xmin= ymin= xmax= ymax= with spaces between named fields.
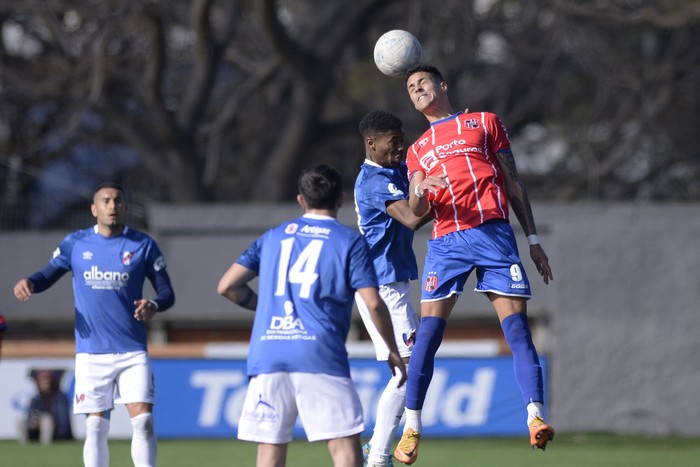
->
xmin=91 ymin=181 xmax=127 ymax=231
xmin=406 ymin=64 xmax=444 ymax=83
xmin=359 ymin=110 xmax=406 ymax=168
xmin=405 ymin=64 xmax=449 ymax=115
xmin=297 ymin=164 xmax=343 ymax=212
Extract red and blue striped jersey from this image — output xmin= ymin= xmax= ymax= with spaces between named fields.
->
xmin=406 ymin=111 xmax=512 ymax=239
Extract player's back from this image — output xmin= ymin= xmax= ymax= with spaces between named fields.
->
xmin=245 ymin=214 xmax=378 ymax=378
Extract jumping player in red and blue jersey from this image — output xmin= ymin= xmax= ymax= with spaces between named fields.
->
xmin=393 ymin=65 xmax=555 ymax=465
xmin=354 ymin=110 xmax=431 ymax=467
xmin=218 ymin=164 xmax=407 ymax=467
xmin=14 ymin=182 xmax=174 ymax=467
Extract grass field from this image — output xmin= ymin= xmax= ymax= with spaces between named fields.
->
xmin=2 ymin=434 xmax=699 ymax=466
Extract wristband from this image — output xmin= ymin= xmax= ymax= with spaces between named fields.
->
xmin=148 ymin=300 xmax=159 ymax=311
xmin=414 ymin=185 xmax=426 ymax=198
xmin=237 ymin=288 xmax=255 ymax=308
xmin=527 ymin=234 xmax=540 ymax=246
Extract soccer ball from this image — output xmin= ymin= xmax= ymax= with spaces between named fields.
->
xmin=373 ymin=29 xmax=422 ymax=78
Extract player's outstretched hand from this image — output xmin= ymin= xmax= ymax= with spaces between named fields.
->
xmin=415 ymin=174 xmax=449 ymax=197
xmin=13 ymin=278 xmax=34 ymax=301
xmin=133 ymin=299 xmax=157 ymax=322
xmin=387 ymin=351 xmax=408 ymax=387
xmin=530 ymin=244 xmax=553 ymax=285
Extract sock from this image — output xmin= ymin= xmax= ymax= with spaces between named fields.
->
xmin=403 ymin=408 xmax=422 ymax=434
xmin=369 ymin=371 xmax=406 ymax=463
xmin=501 ymin=313 xmax=544 ymax=405
xmin=405 ymin=317 xmax=446 ymax=412
xmin=83 ymin=415 xmax=110 ymax=467
xmin=131 ymin=413 xmax=157 ymax=467
xmin=527 ymin=401 xmax=545 ymax=426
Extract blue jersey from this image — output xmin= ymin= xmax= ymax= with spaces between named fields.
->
xmin=236 ymin=213 xmax=378 ymax=378
xmin=50 ymin=226 xmax=169 ymax=353
xmin=354 ymin=160 xmax=418 ymax=284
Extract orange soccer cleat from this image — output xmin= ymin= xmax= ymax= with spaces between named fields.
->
xmin=529 ymin=417 xmax=555 ymax=450
xmin=393 ymin=428 xmax=421 ymax=464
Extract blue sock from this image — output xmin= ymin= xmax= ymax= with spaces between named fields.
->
xmin=406 ymin=317 xmax=447 ymax=410
xmin=501 ymin=313 xmax=544 ymax=404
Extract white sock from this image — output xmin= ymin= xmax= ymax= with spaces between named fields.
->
xmin=369 ymin=372 xmax=406 ymax=463
xmin=527 ymin=401 xmax=545 ymax=426
xmin=403 ymin=408 xmax=422 ymax=434
xmin=130 ymin=413 xmax=157 ymax=467
xmin=84 ymin=415 xmax=110 ymax=467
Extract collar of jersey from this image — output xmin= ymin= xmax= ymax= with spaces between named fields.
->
xmin=302 ymin=213 xmax=335 ymax=221
xmin=430 ymin=111 xmax=463 ymax=126
xmin=93 ymin=224 xmax=129 ymax=236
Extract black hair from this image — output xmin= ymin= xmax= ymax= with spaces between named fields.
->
xmin=297 ymin=164 xmax=343 ymax=210
xmin=405 ymin=64 xmax=444 ymax=83
xmin=359 ymin=110 xmax=403 ymax=138
xmin=93 ymin=181 xmax=125 ymax=196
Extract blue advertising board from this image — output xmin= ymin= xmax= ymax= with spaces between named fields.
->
xmin=152 ymin=357 xmax=548 ymax=439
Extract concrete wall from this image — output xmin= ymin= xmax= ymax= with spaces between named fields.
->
xmin=2 ymin=202 xmax=699 ymax=435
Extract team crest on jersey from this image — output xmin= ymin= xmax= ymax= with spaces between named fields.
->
xmin=388 ymin=183 xmax=404 ymax=197
xmin=425 ymin=275 xmax=438 ymax=292
xmin=285 ymin=223 xmax=298 ymax=234
xmin=464 ymin=118 xmax=480 ymax=129
xmin=122 ymin=251 xmax=134 ymax=265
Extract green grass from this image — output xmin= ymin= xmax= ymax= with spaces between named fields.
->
xmin=2 ymin=434 xmax=699 ymax=466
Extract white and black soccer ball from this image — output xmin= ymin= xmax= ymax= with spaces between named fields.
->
xmin=373 ymin=29 xmax=422 ymax=78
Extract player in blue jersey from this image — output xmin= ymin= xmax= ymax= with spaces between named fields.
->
xmin=218 ymin=164 xmax=407 ymax=467
xmin=354 ymin=110 xmax=430 ymax=467
xmin=13 ymin=182 xmax=175 ymax=467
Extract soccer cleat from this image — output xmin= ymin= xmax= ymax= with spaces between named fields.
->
xmin=363 ymin=443 xmax=371 ymax=466
xmin=529 ymin=417 xmax=555 ymax=450
xmin=393 ymin=428 xmax=421 ymax=464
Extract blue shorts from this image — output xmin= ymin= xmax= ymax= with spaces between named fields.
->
xmin=421 ymin=220 xmax=531 ymax=301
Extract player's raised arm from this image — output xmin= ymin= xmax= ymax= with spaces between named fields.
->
xmin=495 ymin=149 xmax=553 ymax=284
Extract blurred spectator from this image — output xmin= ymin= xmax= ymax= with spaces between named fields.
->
xmin=18 ymin=369 xmax=73 ymax=444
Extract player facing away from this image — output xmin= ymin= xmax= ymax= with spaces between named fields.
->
xmin=13 ymin=182 xmax=175 ymax=467
xmin=353 ymin=110 xmax=431 ymax=467
xmin=217 ymin=164 xmax=407 ymax=467
xmin=392 ymin=65 xmax=556 ymax=464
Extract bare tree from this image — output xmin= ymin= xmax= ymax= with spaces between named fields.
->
xmin=1 ymin=0 xmax=699 ymax=229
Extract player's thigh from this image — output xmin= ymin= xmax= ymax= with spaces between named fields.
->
xmin=420 ymin=233 xmax=473 ymax=303
xmin=114 ymin=351 xmax=154 ymax=405
xmin=291 ymin=373 xmax=364 ymax=442
xmin=356 ymin=282 xmax=419 ymax=360
xmin=472 ymin=221 xmax=532 ymax=299
xmin=238 ymin=373 xmax=298 ymax=445
xmin=381 ymin=282 xmax=419 ymax=358
xmin=73 ymin=353 xmax=119 ymax=414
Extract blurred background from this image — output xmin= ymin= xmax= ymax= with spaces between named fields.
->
xmin=1 ymin=0 xmax=700 ymax=441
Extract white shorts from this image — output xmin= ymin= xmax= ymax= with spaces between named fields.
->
xmin=237 ymin=372 xmax=364 ymax=444
xmin=73 ymin=351 xmax=155 ymax=414
xmin=355 ymin=281 xmax=419 ymax=361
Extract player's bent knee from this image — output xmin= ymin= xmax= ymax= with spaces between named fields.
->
xmin=131 ymin=413 xmax=154 ymax=435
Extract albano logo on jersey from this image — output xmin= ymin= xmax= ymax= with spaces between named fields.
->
xmin=83 ymin=266 xmax=129 ymax=290
xmin=261 ymin=300 xmax=316 ymax=342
